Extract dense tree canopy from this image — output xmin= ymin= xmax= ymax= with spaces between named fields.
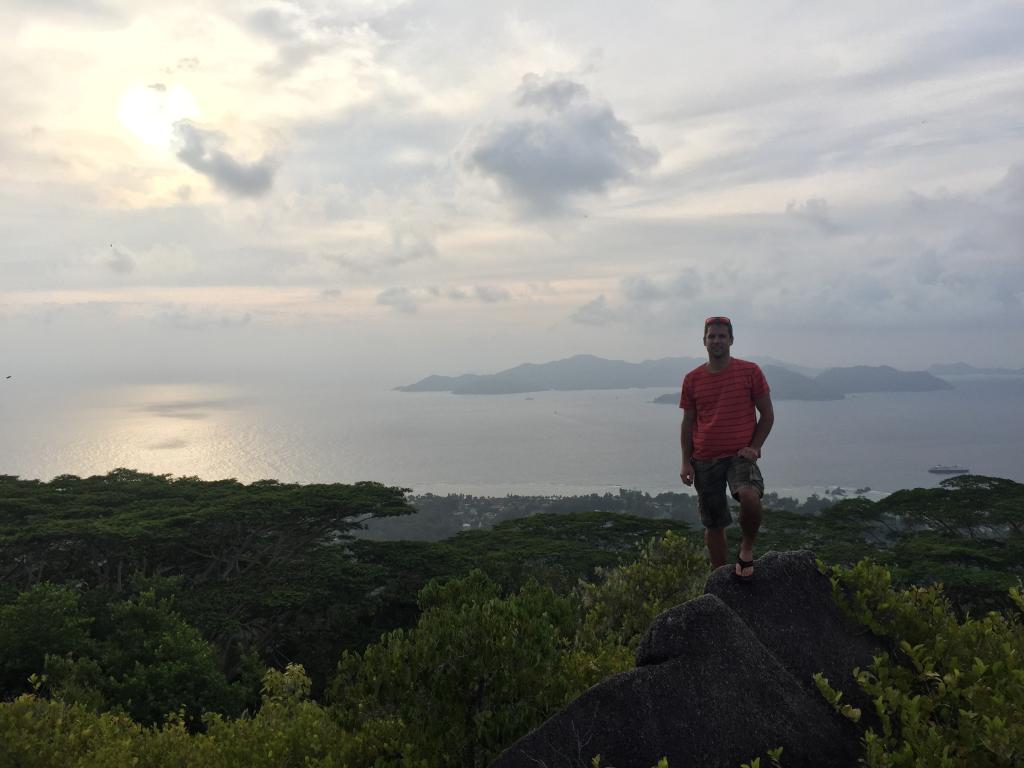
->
xmin=0 ymin=470 xmax=1022 ymax=765
xmin=0 ymin=469 xmax=412 ymax=594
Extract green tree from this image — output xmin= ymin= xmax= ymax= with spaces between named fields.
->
xmin=578 ymin=530 xmax=709 ymax=650
xmin=45 ymin=591 xmax=247 ymax=727
xmin=0 ymin=583 xmax=93 ymax=696
xmin=330 ymin=570 xmax=603 ymax=768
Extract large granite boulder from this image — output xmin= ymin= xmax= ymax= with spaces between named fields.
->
xmin=704 ymin=549 xmax=884 ymax=722
xmin=490 ymin=551 xmax=882 ymax=768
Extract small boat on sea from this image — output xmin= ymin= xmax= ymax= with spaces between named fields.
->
xmin=928 ymin=465 xmax=969 ymax=475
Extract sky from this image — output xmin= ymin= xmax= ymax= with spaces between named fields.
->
xmin=2 ymin=0 xmax=1023 ymax=388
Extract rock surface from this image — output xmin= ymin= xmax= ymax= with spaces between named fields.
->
xmin=490 ymin=550 xmax=882 ymax=768
xmin=704 ymin=549 xmax=883 ymax=723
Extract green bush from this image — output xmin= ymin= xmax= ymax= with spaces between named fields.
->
xmin=0 ymin=583 xmax=93 ymax=695
xmin=329 ymin=570 xmax=599 ymax=768
xmin=43 ymin=590 xmax=246 ymax=727
xmin=0 ymin=665 xmax=352 ymax=768
xmin=823 ymin=559 xmax=1024 ymax=767
xmin=578 ymin=530 xmax=708 ymax=650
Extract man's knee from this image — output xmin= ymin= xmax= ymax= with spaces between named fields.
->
xmin=736 ymin=486 xmax=761 ymax=509
xmin=736 ymin=490 xmax=762 ymax=535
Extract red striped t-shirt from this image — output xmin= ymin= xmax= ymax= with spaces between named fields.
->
xmin=679 ymin=358 xmax=770 ymax=460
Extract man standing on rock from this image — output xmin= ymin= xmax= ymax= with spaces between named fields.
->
xmin=680 ymin=316 xmax=774 ymax=581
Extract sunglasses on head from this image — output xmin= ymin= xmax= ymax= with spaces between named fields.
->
xmin=704 ymin=316 xmax=732 ymax=326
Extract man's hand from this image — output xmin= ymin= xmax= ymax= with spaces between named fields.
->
xmin=680 ymin=462 xmax=694 ymax=486
xmin=737 ymin=446 xmax=760 ymax=461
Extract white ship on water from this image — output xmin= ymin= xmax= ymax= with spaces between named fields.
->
xmin=928 ymin=465 xmax=969 ymax=475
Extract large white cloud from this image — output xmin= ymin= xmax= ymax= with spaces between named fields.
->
xmin=467 ymin=74 xmax=658 ymax=215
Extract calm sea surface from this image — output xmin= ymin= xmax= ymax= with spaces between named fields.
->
xmin=1 ymin=375 xmax=1022 ymax=499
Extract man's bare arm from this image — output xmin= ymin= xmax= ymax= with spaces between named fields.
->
xmin=746 ymin=392 xmax=775 ymax=458
xmin=680 ymin=410 xmax=695 ymax=485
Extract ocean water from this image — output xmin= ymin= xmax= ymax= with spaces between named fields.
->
xmin=1 ymin=375 xmax=1022 ymax=499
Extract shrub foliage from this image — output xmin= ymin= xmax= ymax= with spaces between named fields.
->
xmin=822 ymin=559 xmax=1024 ymax=767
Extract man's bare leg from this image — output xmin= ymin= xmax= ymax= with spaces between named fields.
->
xmin=705 ymin=526 xmax=728 ymax=568
xmin=735 ymin=487 xmax=763 ymax=578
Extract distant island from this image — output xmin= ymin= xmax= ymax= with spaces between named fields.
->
xmin=928 ymin=362 xmax=1024 ymax=376
xmin=816 ymin=365 xmax=951 ymax=393
xmin=398 ymin=354 xmax=703 ymax=395
xmin=398 ymin=354 xmax=951 ymax=400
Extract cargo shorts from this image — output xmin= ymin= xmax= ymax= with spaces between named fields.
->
xmin=692 ymin=455 xmax=764 ymax=529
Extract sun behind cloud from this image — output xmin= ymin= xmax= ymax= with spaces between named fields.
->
xmin=118 ymin=83 xmax=199 ymax=148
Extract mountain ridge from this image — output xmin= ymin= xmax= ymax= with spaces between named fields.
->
xmin=928 ymin=362 xmax=1024 ymax=376
xmin=817 ymin=364 xmax=951 ymax=393
xmin=398 ymin=355 xmax=951 ymax=399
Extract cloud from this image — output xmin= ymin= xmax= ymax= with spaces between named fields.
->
xmin=443 ymin=286 xmax=512 ymax=303
xmin=565 ymin=270 xmax=709 ymax=331
xmin=246 ymin=6 xmax=302 ymax=42
xmin=162 ymin=57 xmax=200 ymax=75
xmin=991 ymin=162 xmax=1024 ymax=203
xmin=324 ymin=228 xmax=438 ymax=274
xmin=621 ymin=276 xmax=668 ymax=303
xmin=153 ymin=306 xmax=253 ymax=330
xmin=7 ymin=0 xmax=123 ymax=21
xmin=294 ymin=103 xmax=458 ymax=198
xmin=836 ymin=274 xmax=892 ymax=306
xmin=242 ymin=3 xmax=388 ymax=78
xmin=376 ymin=283 xmax=511 ymax=313
xmin=616 ymin=271 xmax=702 ymax=311
xmin=557 ymin=161 xmax=1023 ymax=339
xmin=446 ymin=286 xmax=506 ymax=302
xmin=376 ymin=286 xmax=420 ymax=314
xmin=104 ymin=246 xmax=135 ymax=274
xmin=570 ymin=294 xmax=619 ymax=326
xmin=246 ymin=5 xmax=321 ymax=76
xmin=786 ymin=198 xmax=839 ymax=233
xmin=173 ymin=122 xmax=275 ymax=198
xmin=670 ymin=269 xmax=703 ymax=300
xmin=380 ymin=229 xmax=437 ymax=265
xmin=467 ymin=74 xmax=658 ymax=215
xmin=518 ymin=78 xmax=589 ymax=110
xmin=853 ymin=4 xmax=1024 ymax=91
xmin=473 ymin=285 xmax=511 ymax=303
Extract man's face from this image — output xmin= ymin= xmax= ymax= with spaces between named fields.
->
xmin=703 ymin=324 xmax=733 ymax=358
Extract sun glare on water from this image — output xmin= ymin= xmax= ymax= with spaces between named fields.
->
xmin=117 ymin=84 xmax=199 ymax=148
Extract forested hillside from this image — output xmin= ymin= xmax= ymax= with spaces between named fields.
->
xmin=1 ymin=471 xmax=1022 ymax=766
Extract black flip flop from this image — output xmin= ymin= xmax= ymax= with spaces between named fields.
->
xmin=732 ymin=553 xmax=754 ymax=583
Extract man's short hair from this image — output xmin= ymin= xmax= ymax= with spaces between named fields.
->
xmin=704 ymin=315 xmax=733 ymax=338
